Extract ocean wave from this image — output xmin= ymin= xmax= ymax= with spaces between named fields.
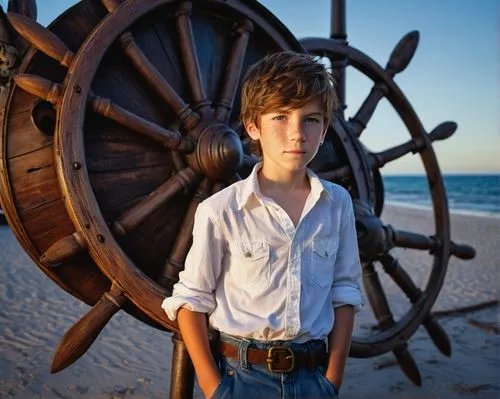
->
xmin=382 ymin=175 xmax=500 ymax=218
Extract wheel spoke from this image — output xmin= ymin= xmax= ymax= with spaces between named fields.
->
xmin=449 ymin=241 xmax=476 ymax=260
xmin=13 ymin=74 xmax=62 ymax=105
xmin=112 ymin=167 xmax=199 ymax=236
xmin=348 ymin=84 xmax=387 ymax=137
xmin=176 ymin=1 xmax=210 ymax=113
xmin=215 ymin=19 xmax=254 ymax=122
xmin=89 ymin=93 xmax=194 ymax=153
xmin=329 ymin=0 xmax=346 ymax=110
xmin=349 ymin=31 xmax=419 ymax=137
xmin=379 ymin=254 xmax=452 ymax=356
xmin=370 ymin=122 xmax=457 ymax=168
xmin=7 ymin=12 xmax=74 ymax=68
xmin=391 ymin=345 xmax=422 ymax=386
xmin=116 ymin=31 xmax=199 ymax=130
xmin=51 ymin=283 xmax=126 ymax=373
xmin=100 ymin=0 xmax=120 ymax=12
xmin=158 ymin=178 xmax=213 ymax=290
xmin=40 ymin=232 xmax=87 ymax=267
xmin=389 ymin=226 xmax=439 ymax=252
xmin=379 ymin=254 xmax=421 ymax=302
xmin=363 ymin=262 xmax=422 ymax=385
xmin=389 ymin=226 xmax=474 ymax=260
xmin=363 ymin=262 xmax=395 ymax=330
xmin=386 ymin=31 xmax=420 ymax=74
xmin=6 ymin=1 xmax=37 ymax=20
xmin=14 ymin=75 xmax=195 ymax=152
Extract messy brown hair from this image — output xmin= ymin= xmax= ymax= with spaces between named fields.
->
xmin=240 ymin=51 xmax=338 ymax=140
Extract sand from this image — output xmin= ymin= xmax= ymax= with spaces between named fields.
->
xmin=0 ymin=204 xmax=499 ymax=398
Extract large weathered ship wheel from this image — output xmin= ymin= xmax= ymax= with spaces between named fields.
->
xmin=0 ymin=0 xmax=477 ymax=394
xmin=301 ymin=1 xmax=475 ymax=385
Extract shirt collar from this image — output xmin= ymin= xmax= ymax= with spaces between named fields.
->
xmin=236 ymin=162 xmax=334 ymax=210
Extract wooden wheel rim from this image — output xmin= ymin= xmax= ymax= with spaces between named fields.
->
xmin=57 ymin=0 xmax=302 ymax=331
xmin=0 ymin=1 xmax=126 ymax=308
xmin=302 ymin=37 xmax=450 ymax=356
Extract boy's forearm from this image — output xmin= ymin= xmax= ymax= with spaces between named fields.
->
xmin=177 ymin=308 xmax=220 ymax=397
xmin=325 ymin=305 xmax=355 ymax=388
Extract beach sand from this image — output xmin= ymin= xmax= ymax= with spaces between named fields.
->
xmin=0 ymin=204 xmax=499 ymax=398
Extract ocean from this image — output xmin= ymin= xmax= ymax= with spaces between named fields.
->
xmin=383 ymin=174 xmax=500 ymax=218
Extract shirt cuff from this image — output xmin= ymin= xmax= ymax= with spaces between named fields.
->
xmin=332 ymin=284 xmax=363 ymax=313
xmin=161 ymin=296 xmax=214 ymax=321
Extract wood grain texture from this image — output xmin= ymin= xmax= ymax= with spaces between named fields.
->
xmin=7 ymin=12 xmax=74 ymax=67
xmin=0 ymin=0 xmax=159 ymax=326
xmin=51 ymin=283 xmax=127 ymax=373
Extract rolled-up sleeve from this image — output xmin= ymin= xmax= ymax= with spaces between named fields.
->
xmin=162 ymin=202 xmax=225 ymax=320
xmin=331 ymin=191 xmax=363 ymax=312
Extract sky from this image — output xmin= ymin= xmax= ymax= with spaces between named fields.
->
xmin=2 ymin=0 xmax=497 ymax=175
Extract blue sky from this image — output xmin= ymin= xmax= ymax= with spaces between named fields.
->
xmin=3 ymin=0 xmax=497 ymax=174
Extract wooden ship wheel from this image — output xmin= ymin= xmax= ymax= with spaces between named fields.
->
xmin=0 ymin=0 xmax=476 ymax=396
xmin=300 ymin=0 xmax=477 ymax=385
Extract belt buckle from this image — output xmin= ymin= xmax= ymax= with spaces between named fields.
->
xmin=266 ymin=346 xmax=295 ymax=373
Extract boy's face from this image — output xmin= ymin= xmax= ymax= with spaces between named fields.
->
xmin=244 ymin=98 xmax=327 ymax=174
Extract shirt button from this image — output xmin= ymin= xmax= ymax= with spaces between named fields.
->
xmin=245 ymin=252 xmax=251 ymax=258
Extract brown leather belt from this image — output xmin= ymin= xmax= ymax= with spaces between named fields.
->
xmin=218 ymin=340 xmax=328 ymax=373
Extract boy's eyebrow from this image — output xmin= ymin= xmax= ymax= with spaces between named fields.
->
xmin=267 ymin=109 xmax=289 ymax=114
xmin=267 ymin=110 xmax=324 ymax=116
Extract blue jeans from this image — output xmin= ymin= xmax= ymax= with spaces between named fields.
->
xmin=211 ymin=333 xmax=339 ymax=399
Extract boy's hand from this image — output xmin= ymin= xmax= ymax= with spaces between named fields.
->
xmin=200 ymin=373 xmax=222 ymax=399
xmin=324 ymin=368 xmax=340 ymax=389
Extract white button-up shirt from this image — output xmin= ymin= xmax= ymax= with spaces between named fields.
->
xmin=162 ymin=164 xmax=362 ymax=342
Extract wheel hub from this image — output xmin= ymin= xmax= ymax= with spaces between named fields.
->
xmin=192 ymin=122 xmax=243 ymax=180
xmin=353 ymin=201 xmax=392 ymax=261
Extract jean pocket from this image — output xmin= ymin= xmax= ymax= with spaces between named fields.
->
xmin=309 ymin=238 xmax=338 ymax=288
xmin=315 ymin=370 xmax=339 ymax=397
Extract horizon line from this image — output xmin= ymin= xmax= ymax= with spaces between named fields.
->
xmin=382 ymin=172 xmax=500 ymax=176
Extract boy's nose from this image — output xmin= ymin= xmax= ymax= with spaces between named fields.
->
xmin=288 ymin=125 xmax=306 ymax=142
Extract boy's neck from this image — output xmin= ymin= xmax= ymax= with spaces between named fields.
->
xmin=257 ymin=162 xmax=310 ymax=194
xmin=257 ymin=162 xmax=312 ymax=227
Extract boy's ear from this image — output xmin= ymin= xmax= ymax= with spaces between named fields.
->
xmin=244 ymin=121 xmax=261 ymax=141
xmin=320 ymin=126 xmax=328 ymax=144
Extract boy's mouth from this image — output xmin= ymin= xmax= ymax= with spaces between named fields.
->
xmin=284 ymin=150 xmax=306 ymax=154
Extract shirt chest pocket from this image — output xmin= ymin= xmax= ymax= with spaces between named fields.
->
xmin=229 ymin=241 xmax=271 ymax=291
xmin=308 ymin=239 xmax=339 ymax=288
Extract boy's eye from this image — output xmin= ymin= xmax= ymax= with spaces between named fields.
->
xmin=306 ymin=117 xmax=321 ymax=123
xmin=272 ymin=115 xmax=286 ymax=120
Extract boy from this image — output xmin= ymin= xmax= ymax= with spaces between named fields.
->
xmin=163 ymin=51 xmax=362 ymax=398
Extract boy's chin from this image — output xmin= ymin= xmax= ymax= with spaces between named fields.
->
xmin=279 ymin=161 xmax=310 ymax=172
xmin=284 ymin=156 xmax=314 ymax=168
xmin=262 ymin=153 xmax=313 ymax=172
